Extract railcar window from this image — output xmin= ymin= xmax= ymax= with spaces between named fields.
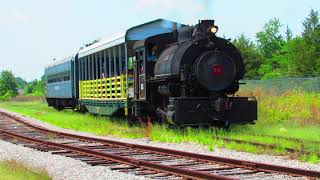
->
xmin=47 ymin=71 xmax=70 ymax=83
xmin=147 ymin=44 xmax=158 ymax=61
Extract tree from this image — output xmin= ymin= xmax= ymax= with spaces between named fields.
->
xmin=233 ymin=34 xmax=263 ymax=79
xmin=285 ymin=25 xmax=293 ymax=41
xmin=15 ymin=77 xmax=27 ymax=89
xmin=287 ymin=37 xmax=318 ymax=77
xmin=256 ymin=18 xmax=286 ymax=79
xmin=0 ymin=70 xmax=18 ymax=99
xmin=256 ymin=18 xmax=285 ymax=59
xmin=23 ymin=75 xmax=45 ymax=96
xmin=302 ymin=9 xmax=319 ymax=44
xmin=258 ymin=44 xmax=291 ymax=79
xmin=301 ymin=9 xmax=320 ymax=75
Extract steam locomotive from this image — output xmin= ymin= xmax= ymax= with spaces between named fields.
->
xmin=45 ymin=19 xmax=257 ymax=127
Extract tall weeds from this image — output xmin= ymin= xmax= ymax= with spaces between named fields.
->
xmin=238 ymin=89 xmax=320 ymax=127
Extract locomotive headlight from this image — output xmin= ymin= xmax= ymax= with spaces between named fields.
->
xmin=210 ymin=26 xmax=219 ymax=34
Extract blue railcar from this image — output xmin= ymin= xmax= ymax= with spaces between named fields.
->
xmin=45 ymin=56 xmax=77 ymax=110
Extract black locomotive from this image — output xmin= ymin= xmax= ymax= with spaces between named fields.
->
xmin=132 ymin=20 xmax=257 ymax=127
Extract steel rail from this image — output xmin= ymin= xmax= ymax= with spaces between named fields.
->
xmin=1 ymin=110 xmax=320 ymax=178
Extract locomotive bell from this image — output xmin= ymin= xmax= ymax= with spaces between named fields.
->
xmin=196 ymin=51 xmax=236 ymax=91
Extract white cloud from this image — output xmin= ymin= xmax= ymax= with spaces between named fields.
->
xmin=0 ymin=10 xmax=31 ymax=24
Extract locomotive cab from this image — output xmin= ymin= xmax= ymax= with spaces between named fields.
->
xmin=132 ymin=33 xmax=177 ymax=118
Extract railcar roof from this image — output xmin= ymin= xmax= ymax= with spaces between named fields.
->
xmin=78 ymin=32 xmax=125 ymax=58
xmin=78 ymin=19 xmax=186 ymax=58
xmin=46 ymin=55 xmax=75 ymax=69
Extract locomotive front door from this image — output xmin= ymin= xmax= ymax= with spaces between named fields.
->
xmin=134 ymin=49 xmax=146 ymax=100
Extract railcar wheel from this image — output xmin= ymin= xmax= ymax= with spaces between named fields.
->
xmin=53 ymin=106 xmax=63 ymax=111
xmin=73 ymin=104 xmax=86 ymax=113
xmin=224 ymin=120 xmax=231 ymax=130
xmin=127 ymin=116 xmax=136 ymax=126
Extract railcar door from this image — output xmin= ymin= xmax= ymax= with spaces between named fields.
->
xmin=134 ymin=49 xmax=146 ymax=100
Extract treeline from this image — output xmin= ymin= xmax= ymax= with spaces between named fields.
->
xmin=0 ymin=70 xmax=44 ymax=101
xmin=23 ymin=77 xmax=45 ymax=96
xmin=233 ymin=9 xmax=320 ymax=79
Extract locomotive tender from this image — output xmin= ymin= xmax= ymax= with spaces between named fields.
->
xmin=45 ymin=19 xmax=257 ymax=127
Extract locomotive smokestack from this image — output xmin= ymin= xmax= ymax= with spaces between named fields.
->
xmin=192 ymin=20 xmax=215 ymax=39
xmin=172 ymin=22 xmax=177 ymax=31
xmin=172 ymin=22 xmax=179 ymax=40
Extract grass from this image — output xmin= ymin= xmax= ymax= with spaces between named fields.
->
xmin=0 ymin=100 xmax=145 ymax=139
xmin=0 ymin=160 xmax=51 ymax=180
xmin=0 ymin=90 xmax=319 ymax=164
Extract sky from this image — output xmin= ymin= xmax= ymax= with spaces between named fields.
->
xmin=0 ymin=0 xmax=319 ymax=81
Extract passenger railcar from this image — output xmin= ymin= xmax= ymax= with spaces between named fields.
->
xmin=45 ymin=56 xmax=77 ymax=110
xmin=45 ymin=19 xmax=257 ymax=127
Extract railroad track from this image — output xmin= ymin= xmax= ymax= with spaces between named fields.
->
xmin=253 ymin=134 xmax=320 ymax=145
xmin=0 ymin=110 xmax=319 ymax=179
xmin=214 ymin=136 xmax=320 ymax=156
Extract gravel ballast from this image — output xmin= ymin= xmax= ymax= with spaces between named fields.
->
xmin=0 ymin=140 xmax=146 ymax=180
xmin=0 ymin=108 xmax=319 ymax=179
